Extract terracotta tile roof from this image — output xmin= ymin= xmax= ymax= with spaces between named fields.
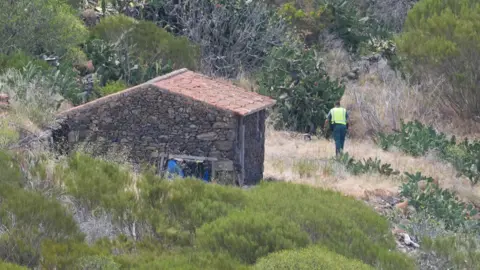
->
xmin=59 ymin=69 xmax=275 ymax=117
xmin=150 ymin=69 xmax=276 ymax=116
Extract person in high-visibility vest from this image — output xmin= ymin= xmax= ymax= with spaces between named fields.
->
xmin=324 ymin=101 xmax=349 ymax=156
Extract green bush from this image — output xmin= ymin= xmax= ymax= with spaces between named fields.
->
xmin=90 ymin=15 xmax=137 ymax=43
xmin=0 ymin=187 xmax=83 ymax=267
xmin=396 ymin=0 xmax=480 ymax=118
xmin=377 ymin=120 xmax=480 ymax=185
xmin=59 ymin=153 xmax=137 ymax=225
xmin=99 ymin=80 xmax=128 ymax=96
xmin=400 ymin=171 xmax=479 ymax=231
xmin=277 ymin=1 xmax=384 ymax=52
xmin=138 ymin=174 xmax=247 ymax=246
xmin=133 ymin=250 xmax=249 ymax=270
xmin=420 ymin=234 xmax=480 ymax=270
xmin=257 ymin=44 xmax=345 ymax=133
xmin=0 ymin=51 xmax=51 ymax=73
xmin=196 ymin=210 xmax=310 ymax=264
xmin=0 ymin=0 xmax=88 ymax=57
xmin=0 ymin=118 xmax=20 ymax=148
xmin=336 ymin=152 xmax=400 ymax=176
xmin=40 ymin=239 xmax=115 ymax=270
xmin=247 ymin=182 xmax=415 ymax=269
xmin=0 ymin=63 xmax=81 ymax=125
xmin=0 ymin=260 xmax=28 ymax=270
xmin=88 ymin=15 xmax=198 ymax=86
xmin=0 ymin=151 xmax=23 ymax=189
xmin=74 ymin=255 xmax=120 ymax=270
xmin=254 ymin=245 xmax=374 ymax=270
xmin=377 ymin=120 xmax=452 ymax=157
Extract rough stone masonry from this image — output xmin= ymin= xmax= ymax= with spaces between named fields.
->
xmin=58 ymin=85 xmax=240 ymax=182
xmin=55 ymin=69 xmax=275 ymax=185
xmin=64 ymin=86 xmax=236 ymax=158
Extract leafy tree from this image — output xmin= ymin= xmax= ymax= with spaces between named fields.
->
xmin=0 ymin=0 xmax=88 ymax=57
xmin=396 ymin=0 xmax=480 ymax=119
xmin=257 ymin=43 xmax=345 ymax=133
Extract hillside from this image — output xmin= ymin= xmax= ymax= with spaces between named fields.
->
xmin=1 ymin=0 xmax=480 ymax=269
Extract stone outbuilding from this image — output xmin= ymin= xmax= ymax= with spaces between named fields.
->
xmin=54 ymin=69 xmax=276 ymax=185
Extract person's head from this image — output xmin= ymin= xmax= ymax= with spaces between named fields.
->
xmin=335 ymin=100 xmax=341 ymax=107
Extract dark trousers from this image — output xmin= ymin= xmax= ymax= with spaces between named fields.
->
xmin=332 ymin=124 xmax=347 ymax=156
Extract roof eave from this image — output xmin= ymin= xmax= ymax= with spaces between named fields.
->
xmin=237 ymin=101 xmax=276 ymax=117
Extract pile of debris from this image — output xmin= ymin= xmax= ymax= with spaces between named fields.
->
xmin=362 ymin=189 xmax=421 ymax=254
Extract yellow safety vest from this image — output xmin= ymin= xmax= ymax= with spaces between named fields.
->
xmin=330 ymin=107 xmax=347 ymax=125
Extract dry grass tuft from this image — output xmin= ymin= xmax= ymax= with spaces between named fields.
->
xmin=346 ymin=63 xmax=480 ymax=139
xmin=264 ymin=128 xmax=480 ymax=204
xmin=320 ymin=44 xmax=480 ymax=139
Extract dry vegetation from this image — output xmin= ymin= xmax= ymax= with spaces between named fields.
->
xmin=321 ymin=44 xmax=480 ymax=139
xmin=260 ymin=42 xmax=480 ymax=206
xmin=264 ymin=128 xmax=480 ymax=205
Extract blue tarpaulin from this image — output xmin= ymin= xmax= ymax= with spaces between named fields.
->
xmin=166 ymin=159 xmax=211 ymax=182
xmin=166 ymin=159 xmax=184 ymax=179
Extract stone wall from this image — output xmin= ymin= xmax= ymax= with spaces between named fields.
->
xmin=58 ymin=85 xmax=239 ymax=178
xmin=243 ymin=110 xmax=266 ymax=185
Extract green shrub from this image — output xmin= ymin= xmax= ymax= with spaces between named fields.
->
xmin=82 ymin=39 xmax=120 ymax=86
xmin=75 ymin=255 xmax=120 ymax=270
xmin=90 ymin=15 xmax=137 ymax=42
xmin=377 ymin=120 xmax=480 ymax=185
xmin=133 ymin=250 xmax=249 ymax=270
xmin=400 ymin=171 xmax=479 ymax=231
xmin=138 ymin=173 xmax=247 ymax=246
xmin=0 ymin=63 xmax=80 ymax=125
xmin=196 ymin=210 xmax=310 ymax=264
xmin=0 ymin=187 xmax=83 ymax=267
xmin=0 ymin=260 xmax=28 ymax=270
xmin=99 ymin=80 xmax=128 ymax=96
xmin=257 ymin=44 xmax=345 ymax=133
xmin=0 ymin=151 xmax=23 ymax=189
xmin=377 ymin=120 xmax=452 ymax=157
xmin=254 ymin=245 xmax=374 ymax=270
xmin=64 ymin=47 xmax=89 ymax=70
xmin=336 ymin=152 xmax=400 ymax=176
xmin=444 ymin=138 xmax=480 ymax=186
xmin=59 ymin=153 xmax=136 ymax=225
xmin=89 ymin=15 xmax=198 ymax=86
xmin=396 ymin=0 xmax=480 ymax=119
xmin=0 ymin=0 xmax=88 ymax=57
xmin=247 ymin=182 xmax=415 ymax=269
xmin=420 ymin=234 xmax=480 ymax=270
xmin=0 ymin=118 xmax=20 ymax=148
xmin=0 ymin=51 xmax=51 ymax=73
xmin=40 ymin=239 xmax=114 ymax=270
xmin=278 ymin=1 xmax=383 ymax=52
